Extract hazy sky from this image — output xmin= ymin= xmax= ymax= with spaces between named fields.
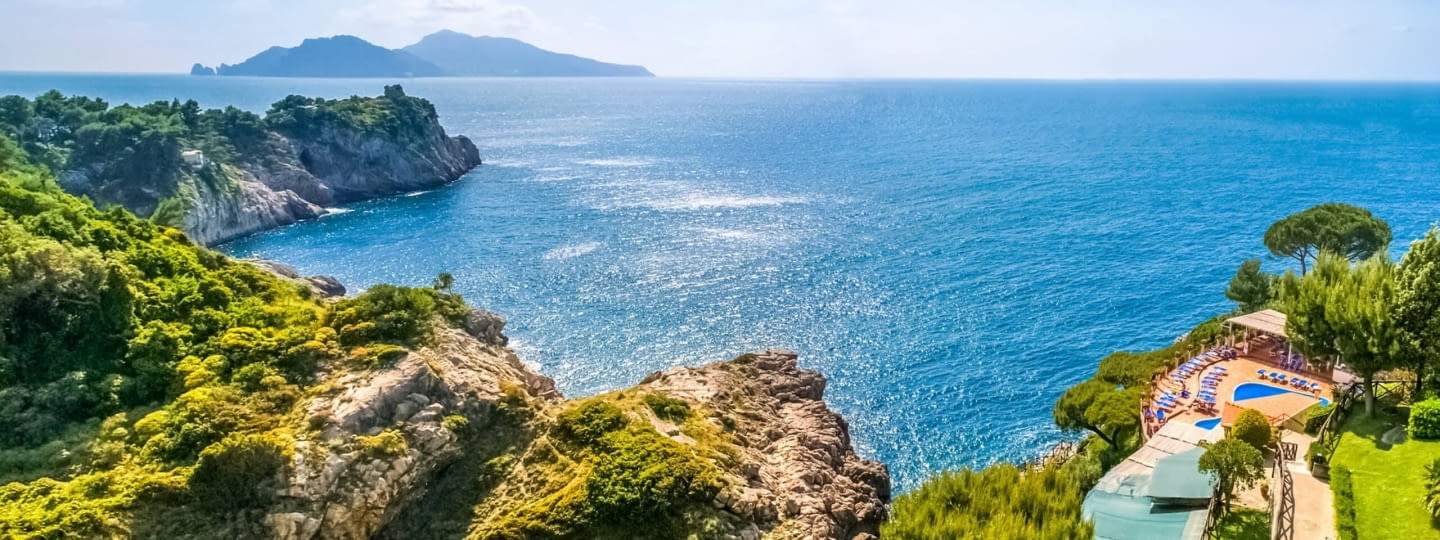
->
xmin=1 ymin=0 xmax=1437 ymax=79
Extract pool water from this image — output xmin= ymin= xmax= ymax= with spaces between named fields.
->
xmin=1233 ymin=382 xmax=1330 ymax=407
xmin=1194 ymin=418 xmax=1221 ymax=430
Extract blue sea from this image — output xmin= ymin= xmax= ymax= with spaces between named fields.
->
xmin=4 ymin=74 xmax=1440 ymax=490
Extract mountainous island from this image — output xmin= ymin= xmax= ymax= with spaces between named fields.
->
xmin=192 ymin=31 xmax=654 ymax=78
xmin=0 ymin=85 xmax=479 ymax=244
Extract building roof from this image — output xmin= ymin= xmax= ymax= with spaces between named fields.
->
xmin=1085 ymin=420 xmax=1217 ymax=540
xmin=1147 ymin=447 xmax=1216 ymax=500
xmin=1227 ymin=309 xmax=1288 ymax=338
xmin=1085 ymin=486 xmax=1210 ymax=540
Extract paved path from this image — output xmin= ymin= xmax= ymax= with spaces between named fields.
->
xmin=1280 ymin=431 xmax=1336 ymax=540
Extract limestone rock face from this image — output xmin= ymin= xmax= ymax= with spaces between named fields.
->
xmin=266 ymin=326 xmax=558 ymax=540
xmin=258 ymin=331 xmax=879 ymax=540
xmin=244 ymin=259 xmax=347 ymax=298
xmin=639 ymin=350 xmax=892 ymax=539
xmin=178 ymin=127 xmax=480 ymax=245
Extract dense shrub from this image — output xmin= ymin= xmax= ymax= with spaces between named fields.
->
xmin=188 ymin=432 xmax=292 ymax=511
xmin=441 ymin=415 xmax=470 ymax=434
xmin=1232 ymin=409 xmax=1274 ymax=451
xmin=642 ymin=393 xmax=692 ymax=422
xmin=329 ymin=284 xmax=467 ymax=347
xmin=882 ymin=462 xmax=1094 ymax=540
xmin=556 ymin=400 xmax=629 ymax=445
xmin=586 ymin=428 xmax=724 ymax=530
xmin=355 ymin=429 xmax=409 ymax=459
xmin=1332 ymin=466 xmax=1358 ymax=540
xmin=1409 ymin=398 xmax=1440 ymax=439
xmin=480 ymin=403 xmax=726 ymax=540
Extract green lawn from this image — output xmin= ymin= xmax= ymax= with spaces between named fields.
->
xmin=1213 ymin=508 xmax=1269 ymax=540
xmin=1330 ymin=407 xmax=1440 ymax=539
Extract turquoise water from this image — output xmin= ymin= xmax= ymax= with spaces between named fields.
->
xmin=3 ymin=74 xmax=1439 ymax=489
xmin=1234 ymin=382 xmax=1330 ymax=407
xmin=1194 ymin=418 xmax=1221 ymax=430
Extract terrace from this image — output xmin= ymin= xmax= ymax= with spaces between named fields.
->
xmin=1144 ymin=310 xmax=1335 ymax=439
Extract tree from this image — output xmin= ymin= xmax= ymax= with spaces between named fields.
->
xmin=1230 ymin=409 xmax=1273 ymax=451
xmin=1198 ymin=438 xmax=1265 ymax=513
xmin=1225 ymin=259 xmax=1275 ymax=313
xmin=1264 ymin=203 xmax=1392 ymax=274
xmin=1283 ymin=253 xmax=1405 ymax=416
xmin=1053 ymin=380 xmax=1139 ymax=448
xmin=1396 ymin=227 xmax=1440 ymax=394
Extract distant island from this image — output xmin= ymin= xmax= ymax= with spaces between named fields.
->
xmin=192 ymin=31 xmax=654 ymax=78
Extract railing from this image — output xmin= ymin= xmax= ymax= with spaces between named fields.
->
xmin=1271 ymin=441 xmax=1297 ymax=540
xmin=1313 ymin=383 xmax=1363 ymax=453
xmin=1200 ymin=487 xmax=1222 ymax=539
xmin=1313 ymin=379 xmax=1412 ymax=454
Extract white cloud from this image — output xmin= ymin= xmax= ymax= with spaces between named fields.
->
xmin=345 ymin=0 xmax=542 ymax=34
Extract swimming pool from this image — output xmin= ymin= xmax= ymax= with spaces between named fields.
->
xmin=1194 ymin=418 xmax=1221 ymax=430
xmin=1233 ymin=382 xmax=1330 ymax=407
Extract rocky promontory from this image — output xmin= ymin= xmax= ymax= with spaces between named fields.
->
xmin=261 ymin=324 xmax=887 ymax=539
xmin=0 ymin=85 xmax=480 ymax=245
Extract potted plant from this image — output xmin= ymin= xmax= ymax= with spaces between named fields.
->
xmin=1307 ymin=443 xmax=1331 ymax=479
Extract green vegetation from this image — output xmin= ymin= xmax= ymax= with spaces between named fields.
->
xmin=477 ymin=395 xmax=727 ymax=539
xmin=1226 ymin=258 xmax=1276 ymax=313
xmin=1332 ymin=466 xmax=1358 ymax=540
xmin=0 ymin=85 xmax=445 ymax=221
xmin=1426 ymin=459 xmax=1440 ymax=519
xmin=1053 ymin=379 xmax=1140 ymax=448
xmin=189 ymin=431 xmax=293 ymax=510
xmin=1264 ymin=202 xmax=1392 ymax=274
xmin=1303 ymin=403 xmax=1335 ymax=434
xmin=1412 ymin=399 xmax=1440 ymax=440
xmin=356 ymin=429 xmax=409 ymax=459
xmin=1280 ymin=253 xmax=1405 ymax=415
xmin=1231 ymin=408 xmax=1274 ymax=451
xmin=1397 ymin=227 xmax=1440 ymax=393
xmin=0 ymin=132 xmax=472 ymax=536
xmin=882 ymin=462 xmax=1095 ymax=539
xmin=1198 ymin=438 xmax=1264 ymax=513
xmin=1330 ymin=404 xmax=1440 ymax=539
xmin=642 ymin=393 xmax=693 ymax=422
xmin=1211 ymin=507 xmax=1270 ymax=540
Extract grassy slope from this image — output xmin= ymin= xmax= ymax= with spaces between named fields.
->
xmin=1331 ymin=407 xmax=1440 ymax=539
xmin=1213 ymin=508 xmax=1270 ymax=540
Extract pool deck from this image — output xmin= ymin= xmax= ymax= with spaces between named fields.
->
xmin=1146 ymin=354 xmax=1333 ymax=437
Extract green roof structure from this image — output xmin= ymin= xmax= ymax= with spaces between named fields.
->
xmin=1147 ymin=447 xmax=1217 ymax=501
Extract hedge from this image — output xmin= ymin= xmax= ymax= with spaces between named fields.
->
xmin=1332 ymin=466 xmax=1357 ymax=540
xmin=1410 ymin=399 xmax=1440 ymax=440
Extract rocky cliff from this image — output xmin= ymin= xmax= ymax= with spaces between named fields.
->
xmin=9 ymin=86 xmax=480 ymax=246
xmin=259 ymin=320 xmax=887 ymax=539
xmin=180 ymin=89 xmax=481 ymax=245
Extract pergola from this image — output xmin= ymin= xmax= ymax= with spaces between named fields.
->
xmin=1225 ymin=309 xmax=1288 ymax=339
xmin=1224 ymin=309 xmax=1313 ymax=373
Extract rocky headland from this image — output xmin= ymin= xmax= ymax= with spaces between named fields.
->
xmin=262 ymin=324 xmax=889 ymax=539
xmin=1 ymin=85 xmax=480 ymax=245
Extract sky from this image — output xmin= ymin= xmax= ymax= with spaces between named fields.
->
xmin=1 ymin=0 xmax=1438 ymax=80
